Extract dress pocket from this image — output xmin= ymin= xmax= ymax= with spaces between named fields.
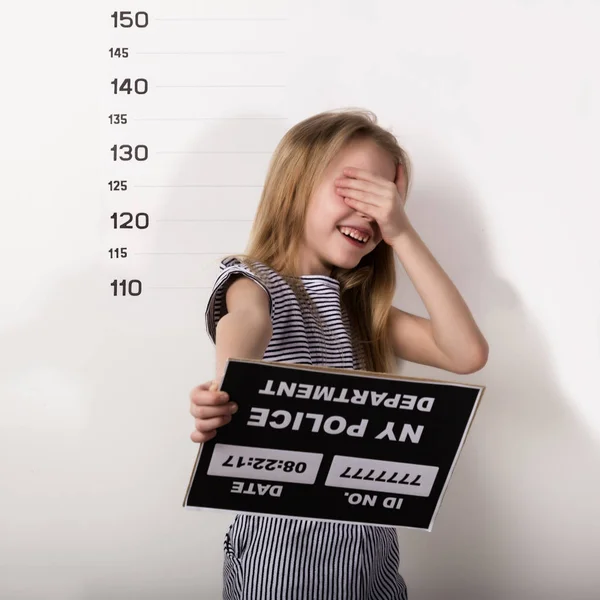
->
xmin=223 ymin=530 xmax=237 ymax=559
xmin=222 ymin=528 xmax=244 ymax=600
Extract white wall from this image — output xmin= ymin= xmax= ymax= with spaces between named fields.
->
xmin=1 ymin=1 xmax=599 ymax=598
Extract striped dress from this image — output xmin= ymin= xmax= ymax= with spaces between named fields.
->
xmin=205 ymin=257 xmax=408 ymax=600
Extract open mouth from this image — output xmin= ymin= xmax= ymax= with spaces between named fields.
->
xmin=337 ymin=226 xmax=369 ymax=246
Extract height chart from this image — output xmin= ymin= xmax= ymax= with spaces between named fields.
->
xmin=104 ymin=2 xmax=289 ymax=322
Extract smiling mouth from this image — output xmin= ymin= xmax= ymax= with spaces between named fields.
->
xmin=337 ymin=226 xmax=369 ymax=245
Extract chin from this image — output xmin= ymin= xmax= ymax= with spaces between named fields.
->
xmin=330 ymin=254 xmax=364 ymax=270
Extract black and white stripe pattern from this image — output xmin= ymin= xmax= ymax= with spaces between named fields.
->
xmin=206 ymin=257 xmax=408 ymax=600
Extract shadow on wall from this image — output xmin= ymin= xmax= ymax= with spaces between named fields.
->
xmin=394 ymin=140 xmax=600 ymax=600
xmin=0 ymin=110 xmax=287 ymax=600
xmin=0 ymin=115 xmax=599 ymax=600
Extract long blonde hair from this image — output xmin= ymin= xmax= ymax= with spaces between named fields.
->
xmin=222 ymin=108 xmax=413 ymax=373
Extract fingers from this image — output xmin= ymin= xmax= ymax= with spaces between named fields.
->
xmin=189 ymin=379 xmax=237 ymax=443
xmin=190 ymin=411 xmax=234 ymax=443
xmin=191 ymin=378 xmax=219 ymax=394
xmin=194 ymin=414 xmax=232 ymax=432
xmin=190 ymin=381 xmax=229 ymax=407
xmin=191 ymin=402 xmax=238 ymax=420
xmin=190 ymin=429 xmax=216 ymax=443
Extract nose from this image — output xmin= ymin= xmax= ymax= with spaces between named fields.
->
xmin=354 ymin=212 xmax=379 ymax=240
xmin=357 ymin=211 xmax=376 ymax=228
xmin=354 ymin=208 xmax=371 ymax=221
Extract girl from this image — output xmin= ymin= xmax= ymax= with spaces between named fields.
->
xmin=189 ymin=108 xmax=489 ymax=599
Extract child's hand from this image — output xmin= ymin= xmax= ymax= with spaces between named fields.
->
xmin=189 ymin=379 xmax=238 ymax=443
xmin=334 ymin=163 xmax=410 ymax=246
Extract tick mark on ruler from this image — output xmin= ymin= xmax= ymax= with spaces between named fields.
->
xmin=133 ymin=118 xmax=288 ymax=122
xmin=155 ymin=84 xmax=285 ymax=88
xmin=136 ymin=51 xmax=285 ymax=55
xmin=133 ymin=184 xmax=263 ymax=188
xmin=134 ymin=252 xmax=232 ymax=255
xmin=156 ymin=219 xmax=252 ymax=222
xmin=155 ymin=18 xmax=288 ymax=22
xmin=155 ymin=151 xmax=271 ymax=154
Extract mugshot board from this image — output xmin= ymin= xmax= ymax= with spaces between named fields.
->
xmin=184 ymin=359 xmax=485 ymax=531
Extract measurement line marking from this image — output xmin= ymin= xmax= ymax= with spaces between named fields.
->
xmin=155 ymin=84 xmax=285 ymax=88
xmin=155 ymin=150 xmax=271 ymax=154
xmin=133 ymin=184 xmax=262 ymax=188
xmin=133 ymin=117 xmax=287 ymax=121
xmin=155 ymin=18 xmax=288 ymax=21
xmin=133 ymin=252 xmax=236 ymax=255
xmin=155 ymin=219 xmax=252 ymax=222
xmin=135 ymin=51 xmax=285 ymax=55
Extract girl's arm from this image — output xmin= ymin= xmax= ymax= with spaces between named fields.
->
xmin=215 ymin=276 xmax=273 ymax=382
xmin=389 ymin=222 xmax=489 ymax=374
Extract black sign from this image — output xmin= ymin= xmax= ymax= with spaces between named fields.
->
xmin=184 ymin=359 xmax=485 ymax=530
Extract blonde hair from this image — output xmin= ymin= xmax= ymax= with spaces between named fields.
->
xmin=222 ymin=108 xmax=413 ymax=373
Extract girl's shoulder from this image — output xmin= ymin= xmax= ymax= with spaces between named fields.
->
xmin=219 ymin=256 xmax=280 ymax=286
xmin=205 ymin=256 xmax=280 ymax=344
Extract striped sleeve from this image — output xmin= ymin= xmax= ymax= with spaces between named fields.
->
xmin=204 ymin=260 xmax=274 ymax=345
